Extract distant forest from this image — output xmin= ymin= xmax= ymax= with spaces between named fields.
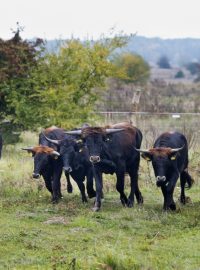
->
xmin=46 ymin=35 xmax=200 ymax=67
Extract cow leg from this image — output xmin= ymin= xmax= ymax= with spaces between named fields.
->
xmin=180 ymin=172 xmax=187 ymax=204
xmin=92 ymin=167 xmax=103 ymax=211
xmin=180 ymin=170 xmax=193 ymax=204
xmin=86 ymin=167 xmax=96 ymax=198
xmin=51 ymin=166 xmax=63 ymax=203
xmin=161 ymin=187 xmax=176 ymax=211
xmin=65 ymin=172 xmax=73 ymax=193
xmin=76 ymin=180 xmax=88 ymax=203
xmin=116 ymin=170 xmax=128 ymax=206
xmin=127 ymin=165 xmax=143 ymax=207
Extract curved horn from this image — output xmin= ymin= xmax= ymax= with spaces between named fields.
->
xmin=64 ymin=130 xmax=82 ymax=135
xmin=171 ymin=145 xmax=185 ymax=153
xmin=51 ymin=150 xmax=60 ymax=156
xmin=21 ymin=147 xmax=34 ymax=152
xmin=105 ymin=128 xmax=124 ymax=134
xmin=42 ymin=133 xmax=61 ymax=145
xmin=135 ymin=148 xmax=151 ymax=154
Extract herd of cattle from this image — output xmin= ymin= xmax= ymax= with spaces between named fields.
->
xmin=0 ymin=122 xmax=194 ymax=211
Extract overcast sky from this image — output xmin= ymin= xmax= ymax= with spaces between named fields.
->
xmin=1 ymin=0 xmax=200 ymax=40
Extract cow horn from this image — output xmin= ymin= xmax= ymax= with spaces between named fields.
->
xmin=52 ymin=150 xmax=60 ymax=156
xmin=21 ymin=147 xmax=34 ymax=152
xmin=105 ymin=128 xmax=124 ymax=134
xmin=171 ymin=145 xmax=185 ymax=153
xmin=135 ymin=148 xmax=151 ymax=154
xmin=64 ymin=130 xmax=82 ymax=135
xmin=42 ymin=133 xmax=61 ymax=145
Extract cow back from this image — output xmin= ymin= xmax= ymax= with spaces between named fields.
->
xmin=105 ymin=123 xmax=142 ymax=160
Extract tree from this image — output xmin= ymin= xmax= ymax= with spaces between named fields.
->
xmin=175 ymin=70 xmax=185 ymax=78
xmin=157 ymin=55 xmax=171 ymax=69
xmin=9 ymin=36 xmax=128 ymax=130
xmin=186 ymin=61 xmax=200 ymax=75
xmin=0 ymin=25 xmax=44 ymax=143
xmin=112 ymin=53 xmax=150 ymax=84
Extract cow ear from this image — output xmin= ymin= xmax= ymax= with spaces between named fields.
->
xmin=141 ymin=152 xmax=152 ymax=162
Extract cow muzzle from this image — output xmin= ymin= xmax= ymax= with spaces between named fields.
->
xmin=32 ymin=173 xmax=40 ymax=179
xmin=156 ymin=176 xmax=166 ymax=187
xmin=89 ymin=155 xmax=101 ymax=163
xmin=63 ymin=166 xmax=72 ymax=173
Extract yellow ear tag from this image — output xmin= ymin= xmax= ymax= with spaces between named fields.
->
xmin=79 ymin=148 xmax=83 ymax=153
xmin=76 ymin=139 xmax=83 ymax=143
xmin=171 ymin=156 xmax=176 ymax=160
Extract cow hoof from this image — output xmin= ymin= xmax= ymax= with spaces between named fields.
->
xmin=121 ymin=199 xmax=127 ymax=207
xmin=82 ymin=198 xmax=88 ymax=203
xmin=52 ymin=199 xmax=59 ymax=204
xmin=180 ymin=196 xmax=186 ymax=204
xmin=169 ymin=203 xmax=176 ymax=211
xmin=92 ymin=206 xmax=100 ymax=212
xmin=137 ymin=196 xmax=144 ymax=204
xmin=120 ymin=196 xmax=128 ymax=206
xmin=127 ymin=200 xmax=134 ymax=208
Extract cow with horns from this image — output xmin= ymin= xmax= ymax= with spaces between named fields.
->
xmin=136 ymin=131 xmax=194 ymax=210
xmin=22 ymin=126 xmax=73 ymax=202
xmin=43 ymin=130 xmax=96 ymax=202
xmin=66 ymin=122 xmax=144 ymax=211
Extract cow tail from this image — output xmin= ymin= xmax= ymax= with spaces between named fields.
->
xmin=185 ymin=171 xmax=194 ymax=189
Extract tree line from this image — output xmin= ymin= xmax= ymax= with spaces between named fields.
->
xmin=0 ymin=27 xmax=150 ymax=143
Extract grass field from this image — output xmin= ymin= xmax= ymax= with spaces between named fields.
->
xmin=1 ymin=132 xmax=200 ymax=270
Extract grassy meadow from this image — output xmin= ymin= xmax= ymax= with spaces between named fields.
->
xmin=1 ymin=127 xmax=200 ymax=270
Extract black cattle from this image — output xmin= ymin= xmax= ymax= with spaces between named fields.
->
xmin=22 ymin=126 xmax=73 ymax=202
xmin=137 ymin=131 xmax=194 ymax=210
xmin=66 ymin=122 xmax=144 ymax=211
xmin=0 ymin=132 xmax=2 ymax=159
xmin=43 ymin=133 xmax=96 ymax=202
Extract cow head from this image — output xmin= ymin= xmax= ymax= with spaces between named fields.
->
xmin=136 ymin=146 xmax=184 ymax=187
xmin=22 ymin=146 xmax=60 ymax=178
xmin=65 ymin=127 xmax=124 ymax=164
xmin=41 ymin=133 xmax=80 ymax=173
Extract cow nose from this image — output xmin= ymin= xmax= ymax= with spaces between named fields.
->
xmin=63 ymin=166 xmax=72 ymax=173
xmin=32 ymin=173 xmax=40 ymax=179
xmin=89 ymin=155 xmax=101 ymax=163
xmin=156 ymin=176 xmax=166 ymax=187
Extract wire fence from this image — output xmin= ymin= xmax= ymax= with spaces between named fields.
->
xmin=96 ymin=111 xmax=200 ymax=149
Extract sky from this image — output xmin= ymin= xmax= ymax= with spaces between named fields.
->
xmin=1 ymin=0 xmax=200 ymax=40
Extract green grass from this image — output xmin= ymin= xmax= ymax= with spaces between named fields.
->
xmin=1 ymin=134 xmax=200 ymax=269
